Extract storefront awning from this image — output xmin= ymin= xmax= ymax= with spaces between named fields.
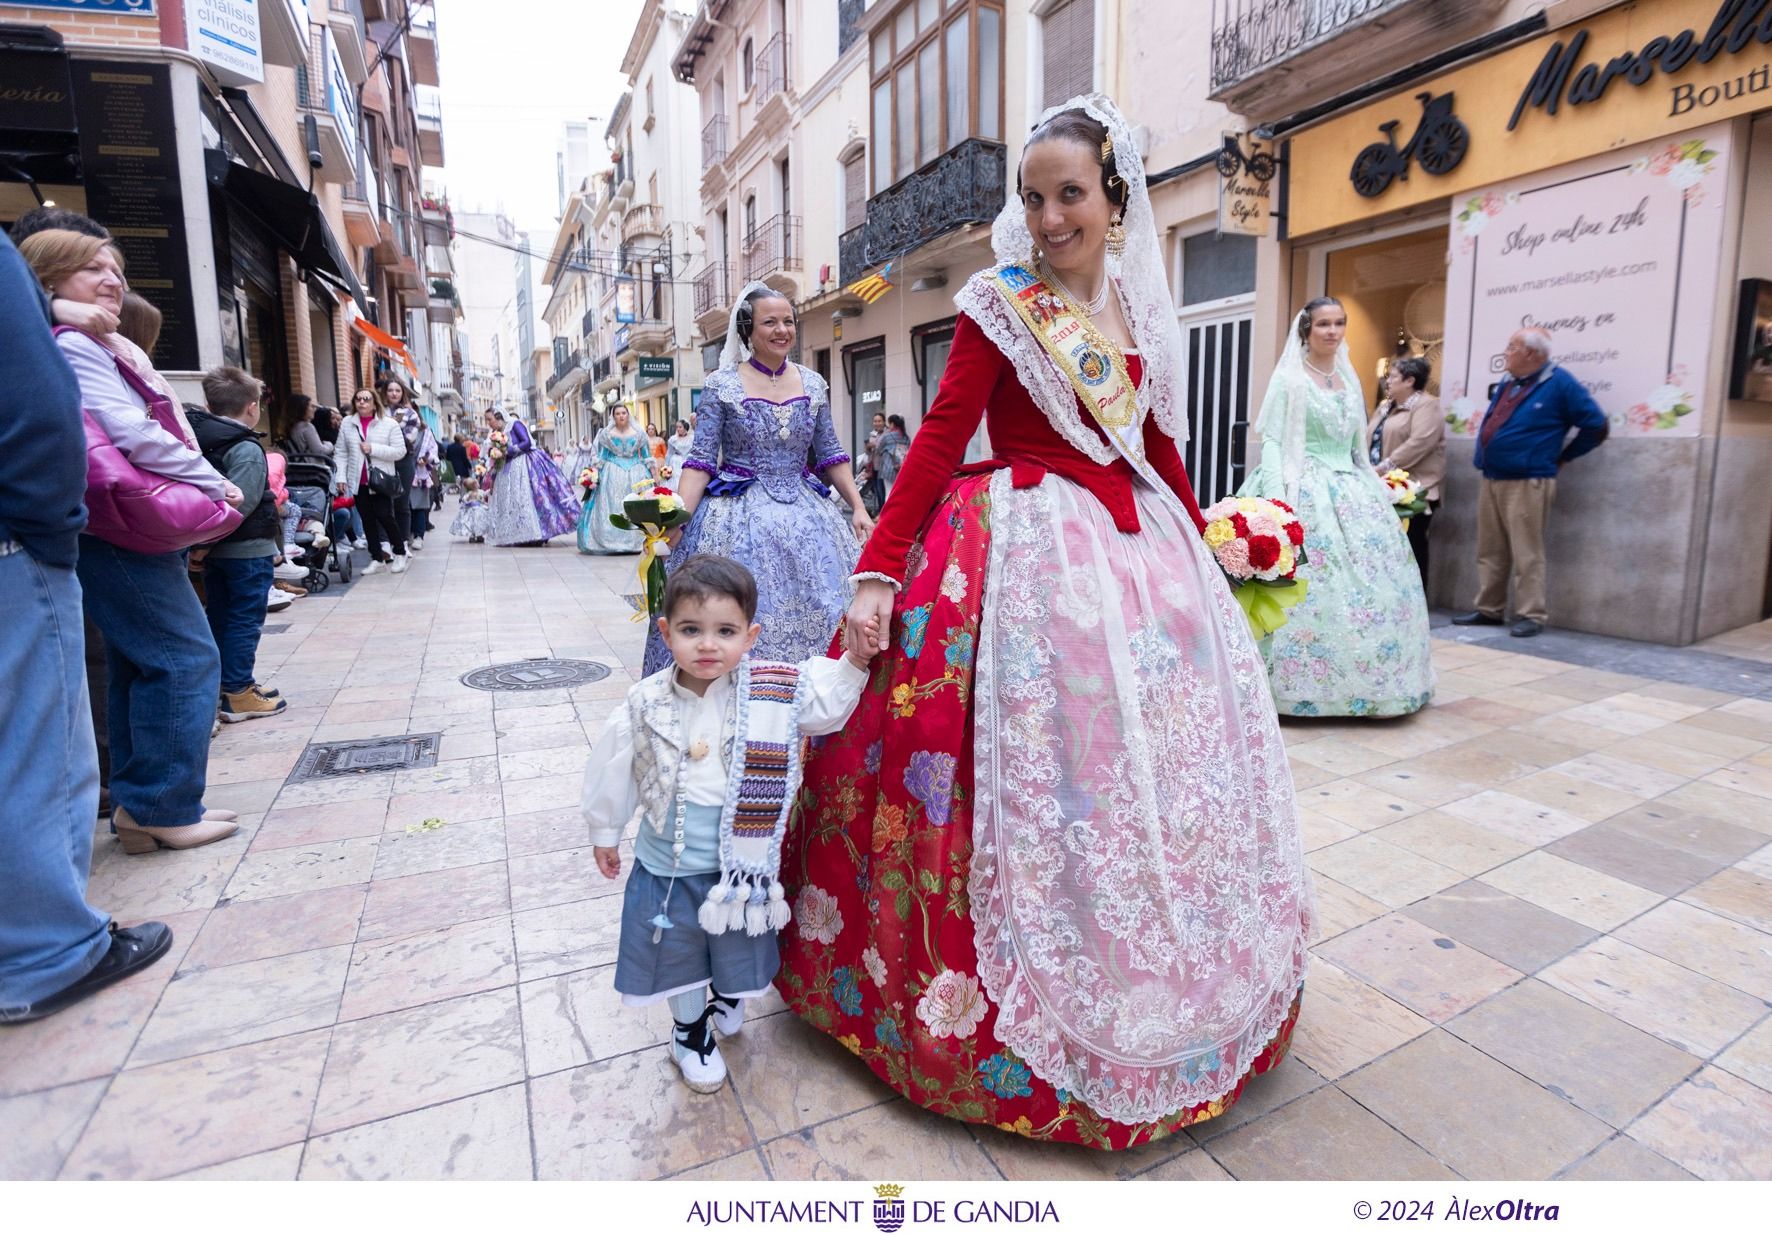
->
xmin=350 ymin=314 xmax=419 ymax=379
xmin=206 ymin=154 xmax=366 ymax=305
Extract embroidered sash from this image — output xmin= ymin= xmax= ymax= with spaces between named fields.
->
xmin=698 ymin=660 xmax=804 ymax=936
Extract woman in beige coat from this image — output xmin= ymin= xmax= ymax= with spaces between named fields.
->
xmin=1369 ymin=355 xmax=1445 ymax=585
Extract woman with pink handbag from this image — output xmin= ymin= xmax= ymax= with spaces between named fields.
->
xmin=22 ymin=230 xmax=245 ymax=855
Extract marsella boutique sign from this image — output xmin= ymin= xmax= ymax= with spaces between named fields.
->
xmin=1287 ymin=0 xmax=1772 ymax=236
xmin=1440 ymin=122 xmax=1731 ymax=442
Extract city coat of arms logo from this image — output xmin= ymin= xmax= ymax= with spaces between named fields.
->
xmin=872 ymin=1183 xmax=906 ymax=1233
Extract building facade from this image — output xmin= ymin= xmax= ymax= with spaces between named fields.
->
xmin=0 ymin=0 xmax=456 ymax=426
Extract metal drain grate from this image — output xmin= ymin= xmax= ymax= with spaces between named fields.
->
xmin=460 ymin=658 xmax=612 ymax=692
xmin=261 ymin=623 xmax=292 ymax=635
xmin=288 ymin=733 xmax=442 ymax=782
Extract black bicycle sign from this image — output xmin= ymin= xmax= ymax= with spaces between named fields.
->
xmin=1217 ymin=132 xmax=1277 ymax=182
xmin=1349 ymin=91 xmax=1470 ymax=198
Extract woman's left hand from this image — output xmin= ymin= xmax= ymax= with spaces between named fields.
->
xmin=850 ymin=504 xmax=875 ymax=541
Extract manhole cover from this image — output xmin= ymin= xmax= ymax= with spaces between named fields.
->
xmin=460 ymin=658 xmax=612 ymax=692
xmin=288 ymin=733 xmax=442 ymax=782
xmin=261 ymin=623 xmax=291 ymax=635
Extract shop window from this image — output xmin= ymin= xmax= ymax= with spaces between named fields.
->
xmin=845 ymin=338 xmax=886 ymax=451
xmin=1324 ymin=226 xmax=1450 ymax=402
xmin=1040 ymin=0 xmax=1094 ymax=110
xmin=1180 ymin=230 xmax=1256 ymax=307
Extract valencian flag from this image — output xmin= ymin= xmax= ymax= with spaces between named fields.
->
xmin=845 ymin=260 xmax=894 ymax=305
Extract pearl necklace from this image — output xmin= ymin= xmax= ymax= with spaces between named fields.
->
xmin=1304 ymin=356 xmax=1339 ymax=383
xmin=1043 ymin=263 xmax=1110 ymax=316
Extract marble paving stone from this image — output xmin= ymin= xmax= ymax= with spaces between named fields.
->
xmin=1597 ymin=733 xmax=1741 ymax=779
xmin=383 ymin=786 xmax=507 ymax=834
xmin=372 ymin=816 xmax=506 ymax=880
xmin=60 ymin=1029 xmax=331 ymax=1180
xmin=1658 ymin=780 xmax=1772 ymax=835
xmin=1401 ymin=880 xmax=1597 ymax=972
xmin=1286 ymin=761 xmax=1339 ymax=791
xmin=170 ymin=1144 xmax=305 ymax=1180
xmin=763 ymin=1098 xmax=995 ymax=1181
xmin=503 ymin=807 xmax=593 ymax=857
xmin=391 ymin=755 xmax=502 ymax=794
xmin=131 ymin=944 xmax=351 ymax=1066
xmin=357 ymin=859 xmax=510 ymax=942
xmin=721 ymin=1008 xmax=898 ymax=1139
xmin=310 ymin=989 xmax=526 ymax=1135
xmin=1479 ymin=851 xmax=1665 ymax=932
xmin=1557 ymin=1136 xmax=1697 ymax=1181
xmin=1680 ymin=868 xmax=1772 ymax=934
xmin=1185 ymin=1055 xmax=1327 ymax=1144
xmin=1346 ymin=1030 xmax=1612 ymax=1179
xmin=1445 ymin=979 xmax=1700 ymax=1127
xmin=1133 ymin=1149 xmax=1236 ymax=1180
xmin=1504 ymin=770 xmax=1645 ymax=823
xmin=1298 ymin=778 xmax=1424 ymax=830
xmin=252 ymin=799 xmax=389 ymax=850
xmin=500 ymin=771 xmax=585 ymax=818
xmin=1638 ymin=719 xmax=1768 ymax=762
xmin=1550 ymin=752 xmax=1697 ymax=800
xmin=1439 ymin=790 xmax=1591 ymax=847
xmin=1284 ymin=736 xmax=1395 ymax=777
xmin=222 ymin=836 xmax=380 ymax=904
xmin=1603 ymin=801 xmax=1770 ymax=865
xmin=272 ymin=771 xmax=397 ymax=810
xmin=1306 ymin=835 xmax=1465 ymax=908
xmin=508 ymin=844 xmax=621 ymax=911
xmin=1372 ymin=812 xmax=1535 ymax=878
xmin=1540 ymin=937 xmax=1768 ymax=1057
xmin=0 ymin=1078 xmax=109 ymax=1179
xmin=518 ymin=963 xmax=674 ymax=1076
xmin=1206 ymin=1085 xmax=1455 ymax=1181
xmin=1712 ymin=1016 xmax=1772 ymax=1091
xmin=201 ymin=778 xmax=287 ymax=815
xmin=436 ymin=731 xmax=500 ymax=761
xmin=299 ymin=1083 xmax=533 ymax=1180
xmin=1613 ymin=900 xmax=1772 ymax=999
xmin=1313 ymin=913 xmax=1522 ymax=1022
xmin=339 ymin=917 xmax=518 ymax=1022
xmin=320 ymin=698 xmax=412 ymax=726
xmin=206 ymin=748 xmax=303 ymax=785
xmin=1354 ymin=764 xmax=1482 ymax=809
xmin=1298 ymin=808 xmax=1360 ymax=853
xmin=497 ymin=723 xmax=593 ymax=755
xmin=1705 ymin=760 xmax=1772 ymax=801
xmin=493 ymin=702 xmax=580 ymax=728
xmin=180 ymin=884 xmax=367 ymax=972
xmin=1546 ymin=824 xmax=1726 ymax=897
xmin=83 ymin=842 xmax=241 ymax=920
xmin=529 ymin=1047 xmax=756 ymax=1180
xmin=1284 ymin=959 xmax=1431 ymax=1080
xmin=512 ymin=895 xmax=626 ymax=981
xmin=500 ymin=748 xmax=592 ymax=782
xmin=1628 ymin=1066 xmax=1772 ymax=1180
xmin=1553 ymin=700 xmax=1676 ymax=738
xmin=666 ymin=1149 xmax=772 ymax=1182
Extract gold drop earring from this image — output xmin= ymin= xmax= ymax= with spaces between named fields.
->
xmin=1106 ymin=214 xmax=1127 ymax=259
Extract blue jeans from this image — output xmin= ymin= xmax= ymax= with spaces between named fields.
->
xmin=75 ymin=535 xmax=219 ymax=827
xmin=204 ymin=555 xmax=274 ymax=693
xmin=0 ymin=544 xmax=111 ymax=1014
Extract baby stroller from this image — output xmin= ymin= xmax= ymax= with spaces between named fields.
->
xmin=285 ymin=453 xmax=352 ymax=588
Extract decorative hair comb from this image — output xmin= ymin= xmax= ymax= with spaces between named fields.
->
xmin=1100 ymin=134 xmax=1114 ymax=164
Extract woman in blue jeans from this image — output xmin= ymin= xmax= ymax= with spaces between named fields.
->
xmin=23 ymin=229 xmax=243 ymax=854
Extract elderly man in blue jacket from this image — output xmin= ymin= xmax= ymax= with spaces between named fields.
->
xmin=1452 ymin=328 xmax=1609 ymax=638
xmin=0 ymin=231 xmax=171 ymax=1023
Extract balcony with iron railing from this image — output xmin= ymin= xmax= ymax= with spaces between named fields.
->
xmin=1207 ymin=0 xmax=1507 ymax=114
xmin=701 ymin=115 xmax=728 ymax=172
xmin=754 ymin=32 xmax=791 ymax=110
xmin=548 ymin=348 xmax=582 ymax=395
xmin=693 ymin=261 xmax=732 ymax=336
xmin=839 ymin=138 xmax=1004 ymax=288
xmin=622 ymin=203 xmax=665 ymax=245
xmin=742 ymin=215 xmax=801 ymax=283
xmin=295 ymin=27 xmax=357 ymax=184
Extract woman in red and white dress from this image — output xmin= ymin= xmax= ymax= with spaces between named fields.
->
xmin=776 ymin=96 xmax=1313 ymax=1149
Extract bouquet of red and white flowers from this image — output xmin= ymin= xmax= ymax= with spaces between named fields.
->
xmin=611 ymin=484 xmax=694 ymax=619
xmin=1200 ymin=496 xmax=1310 ymax=639
xmin=486 ymin=430 xmax=508 ymax=469
xmin=1381 ymin=468 xmax=1428 ymax=529
xmin=578 ymin=466 xmax=599 ymax=501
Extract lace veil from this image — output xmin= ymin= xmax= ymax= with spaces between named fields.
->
xmin=1255 ymin=309 xmax=1369 ymax=502
xmin=953 ymin=93 xmax=1188 ymax=457
xmin=717 ymin=279 xmax=781 ymax=371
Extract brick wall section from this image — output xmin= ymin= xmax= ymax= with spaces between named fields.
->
xmin=279 ymin=254 xmax=316 ymax=398
xmin=7 ymin=9 xmax=163 ymax=47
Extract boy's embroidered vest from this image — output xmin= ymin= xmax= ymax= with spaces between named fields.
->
xmin=625 ymin=660 xmax=806 ymax=936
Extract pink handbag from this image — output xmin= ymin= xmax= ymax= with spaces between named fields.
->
xmin=58 ymin=329 xmax=242 ymax=554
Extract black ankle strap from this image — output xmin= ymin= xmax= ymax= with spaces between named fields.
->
xmin=673 ymin=1004 xmax=717 ymax=1061
xmin=709 ymin=990 xmax=739 ymax=1012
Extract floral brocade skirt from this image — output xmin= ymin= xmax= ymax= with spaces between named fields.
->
xmin=778 ymin=469 xmax=1312 ymax=1149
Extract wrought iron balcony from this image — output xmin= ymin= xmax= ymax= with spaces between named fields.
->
xmin=754 ymin=32 xmax=791 ymax=109
xmin=582 ymin=307 xmax=598 ymax=339
xmin=742 ymin=215 xmax=801 ymax=282
xmin=1210 ymin=0 xmax=1409 ymax=95
xmin=693 ymin=261 xmax=732 ymax=320
xmin=701 ymin=115 xmax=728 ymax=172
xmin=592 ymin=355 xmax=613 ymax=387
xmin=839 ymin=138 xmax=1005 ymax=287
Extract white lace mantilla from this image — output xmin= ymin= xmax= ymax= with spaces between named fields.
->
xmin=971 ymin=468 xmax=1313 ymax=1124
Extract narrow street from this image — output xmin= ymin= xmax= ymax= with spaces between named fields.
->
xmin=3 ymin=537 xmax=1767 ymax=1181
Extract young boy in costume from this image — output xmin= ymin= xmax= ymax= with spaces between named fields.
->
xmin=584 ymin=554 xmax=877 ymax=1093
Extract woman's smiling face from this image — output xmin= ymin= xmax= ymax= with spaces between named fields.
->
xmin=1019 ymin=137 xmax=1113 ymax=278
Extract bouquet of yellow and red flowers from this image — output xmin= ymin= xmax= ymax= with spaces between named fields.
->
xmin=611 ymin=484 xmax=694 ymax=618
xmin=1382 ymin=468 xmax=1428 ymax=529
xmin=578 ymin=466 xmax=599 ymax=501
xmin=1200 ymin=496 xmax=1310 ymax=639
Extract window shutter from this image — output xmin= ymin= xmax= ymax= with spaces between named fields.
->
xmin=1042 ymin=0 xmax=1095 ymax=110
xmin=844 ymin=152 xmax=867 ymax=230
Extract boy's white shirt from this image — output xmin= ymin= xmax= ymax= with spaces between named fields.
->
xmin=582 ymin=655 xmax=868 ymax=849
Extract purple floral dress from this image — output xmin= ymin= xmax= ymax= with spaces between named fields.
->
xmin=487 ymin=418 xmax=579 ymax=545
xmin=642 ymin=365 xmax=857 ymax=673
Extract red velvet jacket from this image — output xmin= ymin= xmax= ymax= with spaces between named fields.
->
xmin=856 ymin=312 xmax=1208 ymax=582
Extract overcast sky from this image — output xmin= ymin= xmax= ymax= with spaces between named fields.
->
xmin=432 ymin=0 xmax=645 ymax=239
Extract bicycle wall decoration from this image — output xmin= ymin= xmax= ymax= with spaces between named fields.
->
xmin=1349 ymin=91 xmax=1471 ymax=199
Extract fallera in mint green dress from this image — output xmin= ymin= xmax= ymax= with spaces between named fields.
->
xmin=1238 ymin=370 xmax=1433 ymax=717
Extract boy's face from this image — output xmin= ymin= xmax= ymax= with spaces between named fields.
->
xmin=656 ymin=594 xmax=759 ymax=689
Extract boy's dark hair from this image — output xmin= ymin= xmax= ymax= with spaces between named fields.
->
xmin=10 ymin=207 xmax=108 ymax=245
xmin=662 ymin=554 xmax=759 ymax=622
xmin=202 ymin=365 xmax=263 ymax=418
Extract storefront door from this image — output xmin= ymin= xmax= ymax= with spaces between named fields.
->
xmin=1181 ymin=309 xmax=1253 ymax=506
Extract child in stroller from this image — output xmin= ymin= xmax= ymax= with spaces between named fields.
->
xmin=285 ymin=453 xmax=354 ymax=588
